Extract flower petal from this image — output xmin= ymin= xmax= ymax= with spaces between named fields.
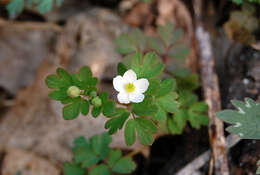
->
xmin=129 ymin=93 xmax=144 ymax=103
xmin=117 ymin=92 xmax=130 ymax=104
xmin=113 ymin=75 xmax=125 ymax=92
xmin=134 ymin=78 xmax=149 ymax=93
xmin=123 ymin=69 xmax=137 ymax=83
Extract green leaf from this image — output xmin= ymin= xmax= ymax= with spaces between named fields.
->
xmin=232 ymin=0 xmax=243 ymax=4
xmin=45 ymin=74 xmax=63 ymax=89
xmin=169 ymin=44 xmax=189 ymax=60
xmin=6 ymin=0 xmax=24 ymax=16
xmin=158 ymin=22 xmax=183 ymax=47
xmin=56 ymin=0 xmax=63 ymax=6
xmin=257 ymin=159 xmax=260 ymax=174
xmin=74 ymin=146 xmax=100 ymax=168
xmin=147 ymin=36 xmax=166 ymax=54
xmin=48 ymin=89 xmax=67 ymax=100
xmin=217 ymin=98 xmax=260 ymax=139
xmin=156 ymin=78 xmax=175 ymax=97
xmin=125 ymin=119 xmax=136 ymax=146
xmin=125 ymin=117 xmax=157 ymax=146
xmin=81 ymin=99 xmax=89 ymax=116
xmin=71 ymin=74 xmax=83 ymax=88
xmin=56 ymin=68 xmax=72 ymax=84
xmin=145 ymin=79 xmax=160 ymax=95
xmin=90 ymin=132 xmax=112 ymax=159
xmin=105 ymin=112 xmax=130 ymax=134
xmin=103 ymin=101 xmax=116 ymax=117
xmin=152 ymin=105 xmax=167 ymax=121
xmin=134 ymin=117 xmax=157 ymax=145
xmin=130 ymin=28 xmax=146 ymax=52
xmin=131 ymin=52 xmax=164 ymax=79
xmin=176 ymin=73 xmax=200 ymax=91
xmin=79 ymin=66 xmax=92 ymax=82
xmin=108 ymin=150 xmax=122 ymax=168
xmin=73 ymin=136 xmax=89 ymax=149
xmin=157 ymin=92 xmax=179 ymax=113
xmin=132 ymin=97 xmax=158 ymax=116
xmin=63 ymin=162 xmax=86 ymax=175
xmin=63 ymin=98 xmax=81 ymax=120
xmin=188 ymin=102 xmax=208 ymax=129
xmin=112 ymin=157 xmax=136 ymax=174
xmin=141 ymin=0 xmax=152 ymax=2
xmin=61 ymin=97 xmax=74 ymax=104
xmin=78 ymin=66 xmax=97 ymax=87
xmin=89 ymin=164 xmax=110 ymax=175
xmin=100 ymin=92 xmax=109 ymax=103
xmin=135 ymin=117 xmax=157 ymax=134
xmin=36 ymin=0 xmax=53 ymax=14
xmin=92 ymin=106 xmax=102 ymax=118
xmin=117 ymin=62 xmax=128 ymax=76
xmin=168 ymin=110 xmax=187 ymax=134
xmin=115 ymin=34 xmax=137 ymax=54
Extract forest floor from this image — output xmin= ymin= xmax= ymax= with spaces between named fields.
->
xmin=0 ymin=0 xmax=259 ymax=175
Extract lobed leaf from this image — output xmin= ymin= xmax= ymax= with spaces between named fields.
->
xmin=217 ymin=98 xmax=260 ymax=139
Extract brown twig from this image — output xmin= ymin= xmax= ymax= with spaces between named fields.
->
xmin=193 ymin=0 xmax=229 ymax=175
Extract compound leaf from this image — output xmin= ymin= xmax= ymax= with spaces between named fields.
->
xmin=90 ymin=132 xmax=112 ymax=159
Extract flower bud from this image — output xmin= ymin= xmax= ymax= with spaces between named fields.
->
xmin=91 ymin=97 xmax=102 ymax=107
xmin=67 ymin=86 xmax=81 ymax=98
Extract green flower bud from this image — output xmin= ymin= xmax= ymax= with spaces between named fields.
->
xmin=89 ymin=90 xmax=97 ymax=97
xmin=91 ymin=97 xmax=102 ymax=107
xmin=67 ymin=86 xmax=81 ymax=98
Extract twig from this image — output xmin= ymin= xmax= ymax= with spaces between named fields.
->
xmin=175 ymin=134 xmax=241 ymax=175
xmin=193 ymin=0 xmax=229 ymax=174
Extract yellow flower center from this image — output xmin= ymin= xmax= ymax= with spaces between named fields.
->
xmin=125 ymin=83 xmax=135 ymax=93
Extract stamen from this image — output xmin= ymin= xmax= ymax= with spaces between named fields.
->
xmin=125 ymin=83 xmax=135 ymax=93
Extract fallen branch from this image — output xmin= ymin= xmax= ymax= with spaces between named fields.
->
xmin=193 ymin=0 xmax=229 ymax=174
xmin=175 ymin=134 xmax=241 ymax=175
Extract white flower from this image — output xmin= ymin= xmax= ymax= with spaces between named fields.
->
xmin=113 ymin=69 xmax=149 ymax=104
